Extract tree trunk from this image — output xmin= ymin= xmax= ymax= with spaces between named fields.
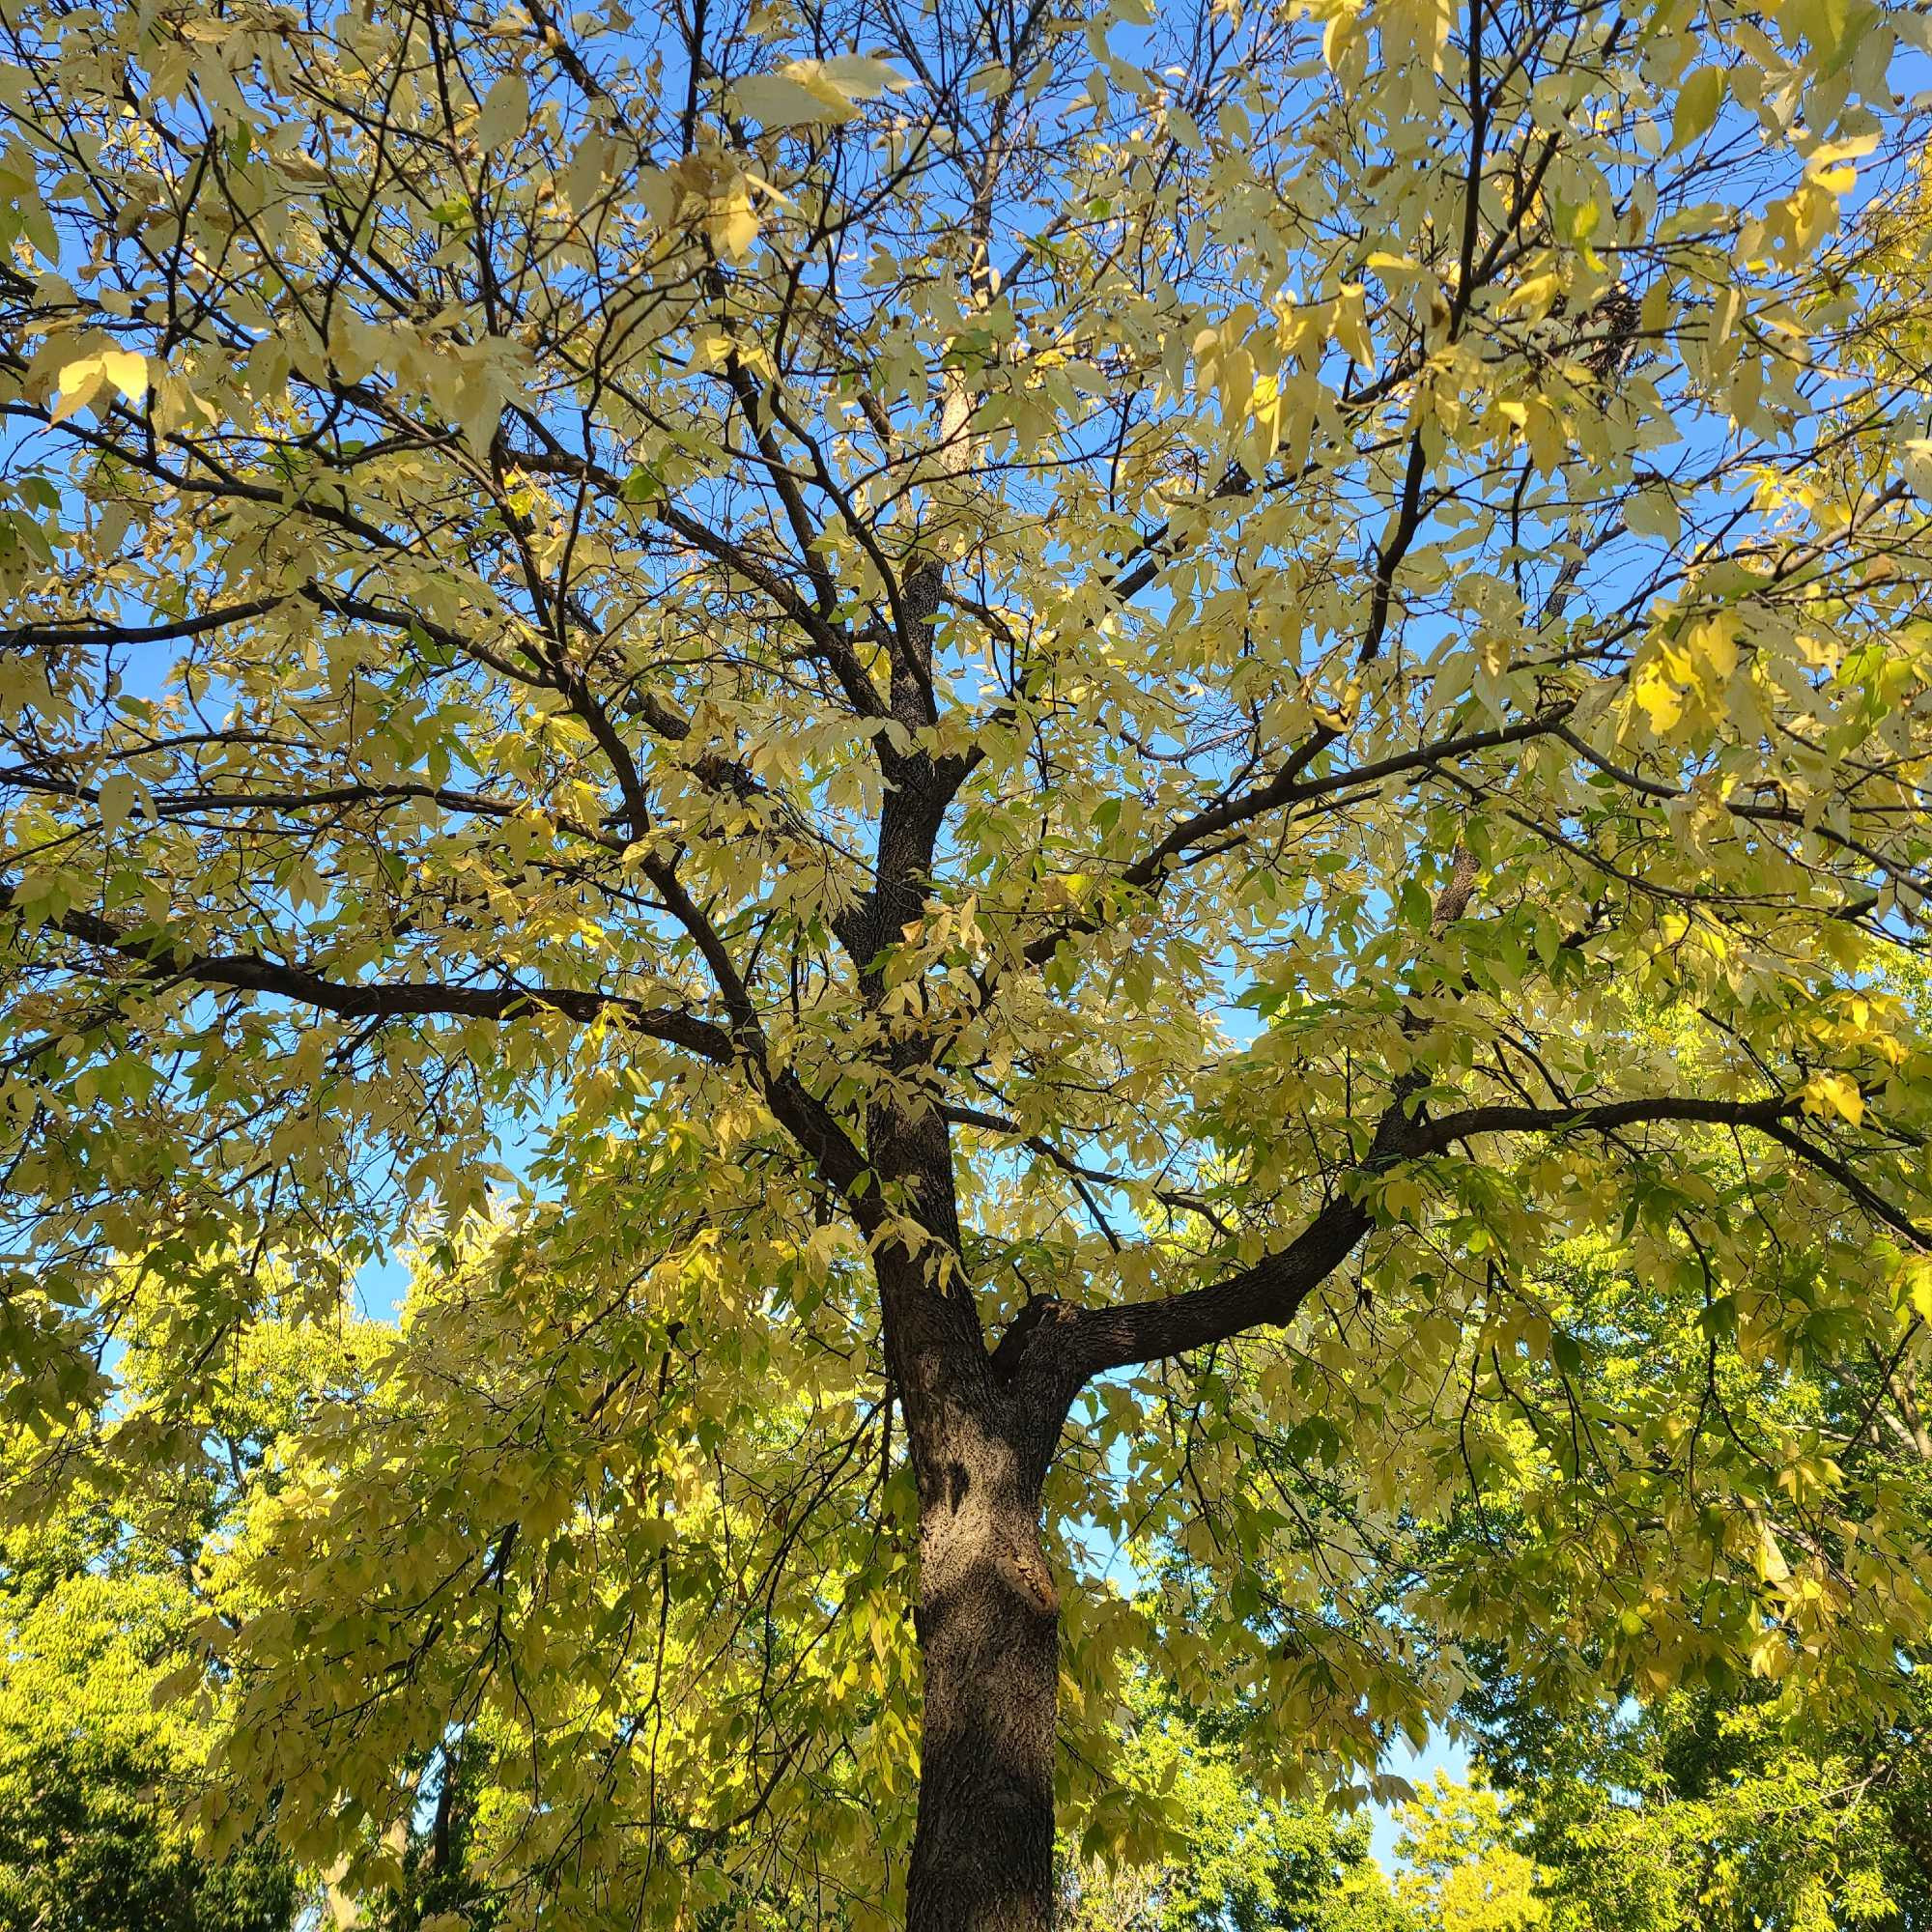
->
xmin=903 ymin=1410 xmax=1062 ymax=1932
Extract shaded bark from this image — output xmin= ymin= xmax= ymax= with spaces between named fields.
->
xmin=877 ymin=1229 xmax=1074 ymax=1932
xmin=903 ymin=1398 xmax=1062 ymax=1932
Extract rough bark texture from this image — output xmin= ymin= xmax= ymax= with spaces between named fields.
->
xmin=902 ymin=1404 xmax=1061 ymax=1932
xmin=874 ymin=1224 xmax=1074 ymax=1932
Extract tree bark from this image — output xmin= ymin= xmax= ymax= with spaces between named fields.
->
xmin=903 ymin=1405 xmax=1061 ymax=1932
xmin=866 ymin=1096 xmax=1071 ymax=1930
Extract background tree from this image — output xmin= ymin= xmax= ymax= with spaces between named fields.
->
xmin=0 ymin=1508 xmax=298 ymax=1932
xmin=1460 ymin=1683 xmax=1932 ymax=1931
xmin=1054 ymin=1671 xmax=1410 ymax=1932
xmin=1440 ymin=1201 xmax=1932 ymax=1932
xmin=1390 ymin=1780 xmax=1545 ymax=1932
xmin=0 ymin=1308 xmax=318 ymax=1932
xmin=8 ymin=0 xmax=1932 ymax=1926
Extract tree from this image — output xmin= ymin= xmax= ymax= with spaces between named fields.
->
xmin=7 ymin=0 xmax=1932 ymax=1922
xmin=1467 ymin=1686 xmax=1932 ymax=1931
xmin=1392 ymin=1780 xmax=1545 ymax=1932
xmin=1054 ymin=1671 xmax=1410 ymax=1932
xmin=0 ymin=1312 xmax=314 ymax=1932
xmin=1435 ymin=1172 xmax=1932 ymax=1930
xmin=1434 ymin=1666 xmax=1932 ymax=1930
xmin=0 ymin=1506 xmax=299 ymax=1932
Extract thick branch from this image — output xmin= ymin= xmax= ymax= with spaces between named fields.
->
xmin=1 ymin=597 xmax=287 ymax=652
xmin=6 ymin=886 xmax=889 ymax=1239
xmin=2 ymin=887 xmax=734 ymax=1059
xmin=1041 ymin=1091 xmax=1831 ymax=1381
xmin=1061 ymin=1189 xmax=1373 ymax=1379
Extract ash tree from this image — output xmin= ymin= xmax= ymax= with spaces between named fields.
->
xmin=6 ymin=0 xmax=1932 ymax=1925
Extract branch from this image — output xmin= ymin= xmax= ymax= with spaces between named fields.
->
xmin=1046 ymin=1091 xmax=1836 ymax=1380
xmin=501 ymin=444 xmax=887 ymax=723
xmin=6 ymin=886 xmax=887 ymax=1237
xmin=939 ymin=1101 xmax=1232 ymax=1234
xmin=1058 ymin=1188 xmax=1373 ymax=1378
xmin=1021 ymin=705 xmax=1573 ymax=967
xmin=1413 ymin=1093 xmax=1797 ymax=1152
xmin=1 ymin=598 xmax=288 ymax=652
xmin=2 ymin=888 xmax=734 ymax=1062
xmin=0 ymin=771 xmax=625 ymax=854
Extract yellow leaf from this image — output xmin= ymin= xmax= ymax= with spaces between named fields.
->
xmin=1322 ymin=6 xmax=1362 ymax=68
xmin=1801 ymin=1071 xmax=1864 ymax=1126
xmin=810 ymin=55 xmax=909 ymax=97
xmin=1506 ymin=270 xmax=1562 ymax=318
xmin=478 ymin=72 xmax=529 ymax=151
xmin=1692 ymin=612 xmax=1739 ymax=678
xmin=734 ymin=57 xmax=904 ymax=129
xmin=734 ymin=71 xmax=859 ymax=126
xmin=1524 ymin=399 xmax=1567 ymax=473
xmin=99 ymin=347 xmax=149 ymax=402
xmin=1898 ymin=1256 xmax=1932 ymax=1321
xmin=1632 ymin=659 xmax=1684 ymax=733
xmin=97 ymin=772 xmax=136 ymax=831
xmin=50 ymin=346 xmax=147 ymax=421
xmin=1332 ymin=285 xmax=1373 ymax=366
xmin=709 ymin=193 xmax=760 ymax=260
xmin=49 ymin=354 xmax=105 ymax=422
xmin=1670 ymin=66 xmax=1724 ymax=154
xmin=1625 ymin=483 xmax=1681 ymax=542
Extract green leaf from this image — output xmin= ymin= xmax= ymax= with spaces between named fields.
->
xmin=1670 ymin=66 xmax=1725 ymax=153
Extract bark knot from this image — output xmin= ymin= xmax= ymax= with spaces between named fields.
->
xmin=1005 ymin=1540 xmax=1059 ymax=1616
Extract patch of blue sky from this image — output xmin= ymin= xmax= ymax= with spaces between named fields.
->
xmin=1369 ymin=1724 xmax=1472 ymax=1868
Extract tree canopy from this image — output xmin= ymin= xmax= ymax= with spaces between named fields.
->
xmin=0 ymin=1305 xmax=310 ymax=1932
xmin=7 ymin=0 xmax=1932 ymax=1922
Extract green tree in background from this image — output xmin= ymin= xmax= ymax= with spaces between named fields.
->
xmin=1056 ymin=1674 xmax=1410 ymax=1932
xmin=0 ymin=1312 xmax=316 ymax=1932
xmin=1457 ymin=1675 xmax=1932 ymax=1930
xmin=0 ymin=1295 xmax=520 ymax=1932
xmin=0 ymin=1508 xmax=296 ymax=1932
xmin=1427 ymin=1109 xmax=1932 ymax=1931
xmin=1392 ymin=1781 xmax=1544 ymax=1932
